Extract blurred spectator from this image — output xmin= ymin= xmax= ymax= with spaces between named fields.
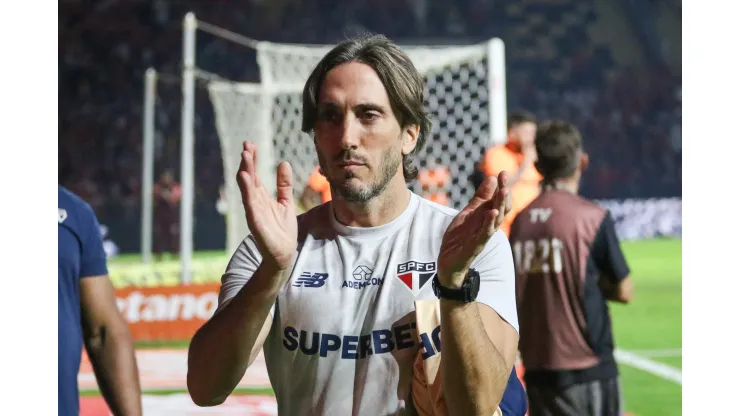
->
xmin=300 ymin=166 xmax=332 ymax=211
xmin=59 ymin=0 xmax=681 ymax=250
xmin=153 ymin=170 xmax=181 ymax=258
xmin=474 ymin=110 xmax=541 ymax=236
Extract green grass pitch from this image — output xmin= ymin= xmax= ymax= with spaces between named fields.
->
xmin=106 ymin=238 xmax=682 ymax=415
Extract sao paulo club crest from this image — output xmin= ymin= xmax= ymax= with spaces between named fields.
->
xmin=396 ymin=260 xmax=436 ymax=295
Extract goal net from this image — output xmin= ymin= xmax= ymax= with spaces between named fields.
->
xmin=206 ymin=39 xmax=508 ymax=254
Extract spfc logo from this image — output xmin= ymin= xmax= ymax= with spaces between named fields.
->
xmin=396 ymin=260 xmax=436 ymax=295
xmin=58 ymin=208 xmax=68 ymax=224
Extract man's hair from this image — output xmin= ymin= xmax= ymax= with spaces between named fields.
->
xmin=507 ymin=110 xmax=537 ymax=130
xmin=534 ymin=120 xmax=583 ymax=182
xmin=301 ymin=34 xmax=432 ymax=183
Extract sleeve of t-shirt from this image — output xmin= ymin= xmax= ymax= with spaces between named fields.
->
xmin=469 ymin=229 xmax=519 ymax=334
xmin=79 ymin=202 xmax=109 ymax=278
xmin=591 ymin=211 xmax=630 ymax=284
xmin=215 ymin=234 xmax=273 ymax=316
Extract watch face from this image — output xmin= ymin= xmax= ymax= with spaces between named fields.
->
xmin=468 ymin=268 xmax=480 ymax=300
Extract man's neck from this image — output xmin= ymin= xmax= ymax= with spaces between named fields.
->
xmin=332 ymin=175 xmax=411 ymax=228
xmin=543 ymin=177 xmax=580 ymax=194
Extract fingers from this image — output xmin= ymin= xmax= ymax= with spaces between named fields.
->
xmin=237 ymin=140 xmax=294 ymax=212
xmin=491 ymin=202 xmax=506 ymax=233
xmin=239 ymin=142 xmax=257 ymax=177
xmin=491 ymin=171 xmax=510 ymax=216
xmin=476 ymin=171 xmax=510 ymax=236
xmin=276 ymin=161 xmax=295 ymax=208
xmin=237 ymin=142 xmax=260 ymax=205
xmin=484 ymin=209 xmax=500 ymax=236
xmin=237 ymin=141 xmax=260 ymax=181
xmin=498 ymin=171 xmax=513 ymax=214
xmin=476 ymin=175 xmax=498 ymax=200
xmin=236 ymin=170 xmax=253 ymax=209
xmin=242 ymin=142 xmax=262 ymax=188
xmin=251 ymin=143 xmax=260 ymax=188
xmin=486 ymin=171 xmax=509 ymax=233
xmin=498 ymin=171 xmax=508 ymax=191
xmin=465 ymin=175 xmax=499 ymax=211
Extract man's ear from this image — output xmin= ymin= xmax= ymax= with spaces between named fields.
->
xmin=402 ymin=125 xmax=420 ymax=155
xmin=580 ymin=153 xmax=589 ymax=172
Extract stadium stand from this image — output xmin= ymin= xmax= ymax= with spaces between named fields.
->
xmin=59 ymin=0 xmax=681 ymax=251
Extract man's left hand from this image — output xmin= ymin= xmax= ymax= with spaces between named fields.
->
xmin=437 ymin=171 xmax=511 ymax=288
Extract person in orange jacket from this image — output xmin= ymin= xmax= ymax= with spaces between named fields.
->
xmin=474 ymin=110 xmax=541 ymax=236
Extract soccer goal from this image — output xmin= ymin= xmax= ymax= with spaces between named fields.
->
xmin=141 ymin=12 xmax=508 ymax=283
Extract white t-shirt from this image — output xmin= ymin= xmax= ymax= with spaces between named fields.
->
xmin=218 ymin=191 xmax=518 ymax=416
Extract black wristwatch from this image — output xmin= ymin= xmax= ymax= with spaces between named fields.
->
xmin=432 ymin=268 xmax=481 ymax=303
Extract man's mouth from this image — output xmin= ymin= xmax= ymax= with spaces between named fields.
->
xmin=337 ymin=161 xmax=365 ymax=167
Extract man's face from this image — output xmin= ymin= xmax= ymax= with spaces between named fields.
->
xmin=510 ymin=121 xmax=537 ymax=149
xmin=313 ymin=62 xmax=417 ymax=203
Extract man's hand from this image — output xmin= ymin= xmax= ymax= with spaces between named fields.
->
xmin=437 ymin=171 xmax=511 ymax=288
xmin=237 ymin=141 xmax=298 ymax=272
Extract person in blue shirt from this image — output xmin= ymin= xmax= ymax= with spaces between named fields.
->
xmin=58 ymin=185 xmax=141 ymax=415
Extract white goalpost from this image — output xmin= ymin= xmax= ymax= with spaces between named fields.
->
xmin=141 ymin=12 xmax=508 ymax=283
xmin=140 ymin=68 xmax=156 ymax=265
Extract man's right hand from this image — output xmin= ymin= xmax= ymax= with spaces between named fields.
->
xmin=236 ymin=141 xmax=298 ymax=272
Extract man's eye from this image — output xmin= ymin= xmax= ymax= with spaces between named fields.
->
xmin=361 ymin=112 xmax=379 ymax=121
xmin=319 ymin=110 xmax=340 ymax=122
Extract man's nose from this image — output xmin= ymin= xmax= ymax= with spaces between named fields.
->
xmin=339 ymin=115 xmax=361 ymax=149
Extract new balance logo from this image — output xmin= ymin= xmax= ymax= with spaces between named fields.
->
xmin=293 ymin=272 xmax=329 ymax=288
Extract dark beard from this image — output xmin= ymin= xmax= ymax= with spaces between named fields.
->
xmin=329 ymin=147 xmax=401 ymax=203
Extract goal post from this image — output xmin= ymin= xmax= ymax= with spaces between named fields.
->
xmin=140 ymin=68 xmax=157 ymax=265
xmin=168 ymin=12 xmax=508 ymax=281
xmin=207 ymin=81 xmax=271 ymax=255
xmin=138 ymin=66 xmax=188 ymax=267
xmin=205 ymin=37 xmax=509 ymax=255
xmin=180 ymin=12 xmax=197 ymax=284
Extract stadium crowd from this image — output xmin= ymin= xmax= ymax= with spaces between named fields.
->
xmin=59 ymin=0 xmax=681 ymax=249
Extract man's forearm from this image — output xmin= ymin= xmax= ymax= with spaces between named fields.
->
xmin=440 ymin=301 xmax=509 ymax=416
xmin=86 ymin=330 xmax=142 ymax=416
xmin=187 ymin=264 xmax=285 ymax=405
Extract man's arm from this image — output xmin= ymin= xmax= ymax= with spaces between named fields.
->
xmin=187 ymin=236 xmax=285 ymax=407
xmin=592 ymin=211 xmax=634 ymax=303
xmin=76 ymin=201 xmax=141 ymax=416
xmin=439 ymin=231 xmax=519 ymax=415
xmin=599 ymin=275 xmax=634 ymax=303
xmin=80 ymin=276 xmax=142 ymax=416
